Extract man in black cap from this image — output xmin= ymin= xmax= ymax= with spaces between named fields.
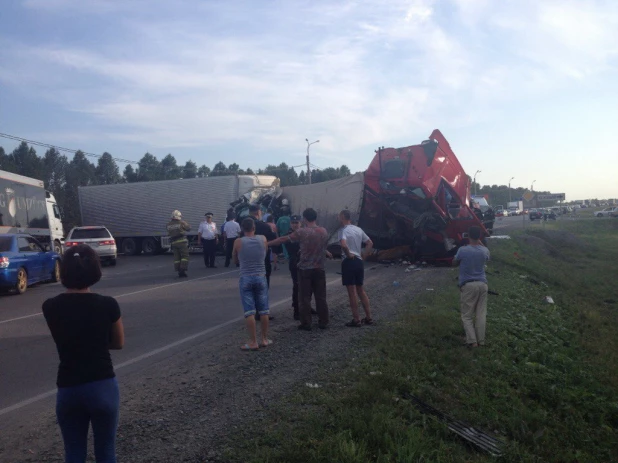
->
xmin=198 ymin=212 xmax=219 ymax=268
xmin=285 ymin=215 xmax=302 ymax=319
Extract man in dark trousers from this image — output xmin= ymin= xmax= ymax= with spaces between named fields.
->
xmin=198 ymin=212 xmax=219 ymax=268
xmin=242 ymin=204 xmax=276 ymax=320
xmin=284 ymin=215 xmax=302 ymax=319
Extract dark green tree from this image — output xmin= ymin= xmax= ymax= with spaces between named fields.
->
xmin=63 ymin=151 xmax=96 ymax=228
xmin=123 ymin=164 xmax=138 ymax=183
xmin=0 ymin=146 xmax=16 ymax=172
xmin=197 ymin=165 xmax=211 ymax=178
xmin=42 ymin=147 xmax=68 ymax=207
xmin=159 ymin=154 xmax=182 ymax=180
xmin=10 ymin=142 xmax=43 ymax=178
xmin=136 ymin=153 xmax=160 ymax=182
xmin=211 ymin=161 xmax=229 ymax=176
xmin=182 ymin=160 xmax=198 ymax=179
xmin=95 ymin=152 xmax=121 ymax=185
xmin=263 ymin=163 xmax=299 ymax=187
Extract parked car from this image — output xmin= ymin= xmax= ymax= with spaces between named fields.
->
xmin=529 ymin=209 xmax=543 ymax=221
xmin=0 ymin=234 xmax=61 ymax=294
xmin=64 ymin=226 xmax=117 ymax=265
xmin=610 ymin=209 xmax=618 ymax=218
xmin=595 ymin=207 xmax=618 ymax=217
xmin=539 ymin=208 xmax=557 ymax=220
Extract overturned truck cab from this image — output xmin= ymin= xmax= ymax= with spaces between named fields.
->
xmin=281 ymin=130 xmax=488 ymax=263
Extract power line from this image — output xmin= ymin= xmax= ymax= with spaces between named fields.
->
xmin=0 ymin=132 xmax=139 ymax=164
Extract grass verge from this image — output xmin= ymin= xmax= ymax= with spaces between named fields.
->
xmin=229 ymin=219 xmax=618 ymax=463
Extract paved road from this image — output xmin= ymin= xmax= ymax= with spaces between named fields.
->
xmin=0 ymin=253 xmax=327 ymax=429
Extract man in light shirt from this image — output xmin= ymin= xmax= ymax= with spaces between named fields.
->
xmin=338 ymin=209 xmax=374 ymax=327
xmin=197 ymin=212 xmax=219 ymax=268
xmin=222 ymin=214 xmax=241 ymax=268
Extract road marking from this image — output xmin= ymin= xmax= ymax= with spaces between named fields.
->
xmin=0 ymin=270 xmax=239 ymax=325
xmin=0 ymin=277 xmax=340 ymax=416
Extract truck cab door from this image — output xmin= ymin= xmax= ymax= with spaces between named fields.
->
xmin=46 ymin=201 xmax=64 ymax=251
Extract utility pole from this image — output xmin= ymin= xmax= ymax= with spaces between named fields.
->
xmin=531 ymin=180 xmax=536 ymax=191
xmin=305 ymin=138 xmax=319 ymax=185
xmin=508 ymin=177 xmax=515 ymax=203
xmin=473 ymin=170 xmax=481 ymax=196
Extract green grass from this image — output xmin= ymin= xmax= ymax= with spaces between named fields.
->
xmin=229 ymin=219 xmax=618 ymax=463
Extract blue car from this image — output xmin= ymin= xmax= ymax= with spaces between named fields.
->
xmin=0 ymin=234 xmax=61 ymax=294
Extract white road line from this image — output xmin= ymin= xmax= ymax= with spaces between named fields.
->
xmin=0 ymin=277 xmax=340 ymax=416
xmin=0 ymin=270 xmax=239 ymax=325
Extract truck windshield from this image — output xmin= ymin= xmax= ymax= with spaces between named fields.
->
xmin=70 ymin=228 xmax=111 ymax=239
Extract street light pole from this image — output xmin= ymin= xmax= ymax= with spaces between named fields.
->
xmin=305 ymin=138 xmax=319 ymax=185
xmin=473 ymin=170 xmax=481 ymax=196
xmin=531 ymin=180 xmax=536 ymax=191
xmin=508 ymin=177 xmax=515 ymax=203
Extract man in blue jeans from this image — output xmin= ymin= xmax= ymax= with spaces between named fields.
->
xmin=233 ymin=218 xmax=272 ymax=350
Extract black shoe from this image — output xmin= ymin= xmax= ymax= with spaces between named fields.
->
xmin=345 ymin=319 xmax=362 ymax=328
xmin=293 ymin=312 xmax=300 ymax=321
xmin=297 ymin=324 xmax=312 ymax=331
xmin=311 ymin=309 xmax=318 ymax=315
xmin=269 ymin=315 xmax=275 ymax=320
xmin=211 ymin=265 xmax=218 ymax=269
xmin=318 ymin=324 xmax=328 ymax=330
xmin=178 ymin=271 xmax=187 ymax=278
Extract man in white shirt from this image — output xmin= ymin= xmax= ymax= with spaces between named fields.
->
xmin=222 ymin=214 xmax=242 ymax=267
xmin=338 ymin=209 xmax=374 ymax=327
xmin=198 ymin=212 xmax=219 ymax=268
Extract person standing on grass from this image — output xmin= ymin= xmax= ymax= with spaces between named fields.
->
xmin=42 ymin=244 xmax=125 ymax=463
xmin=268 ymin=208 xmax=331 ymax=331
xmin=233 ymin=218 xmax=272 ymax=350
xmin=222 ymin=214 xmax=241 ymax=268
xmin=338 ymin=210 xmax=374 ymax=327
xmin=453 ymin=226 xmax=490 ymax=348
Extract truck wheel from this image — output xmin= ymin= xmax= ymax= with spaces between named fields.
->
xmin=54 ymin=241 xmax=63 ymax=254
xmin=52 ymin=261 xmax=61 ymax=282
xmin=15 ymin=268 xmax=28 ymax=294
xmin=121 ymin=238 xmax=141 ymax=256
xmin=141 ymin=238 xmax=160 ymax=256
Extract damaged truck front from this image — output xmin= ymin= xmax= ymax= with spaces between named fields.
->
xmin=280 ymin=130 xmax=488 ymax=262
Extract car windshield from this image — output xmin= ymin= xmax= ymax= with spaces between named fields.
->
xmin=70 ymin=228 xmax=111 ymax=239
xmin=0 ymin=236 xmax=13 ymax=252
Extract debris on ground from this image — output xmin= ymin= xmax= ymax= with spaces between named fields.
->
xmin=544 ymin=296 xmax=555 ymax=304
xmin=305 ymin=383 xmax=321 ymax=389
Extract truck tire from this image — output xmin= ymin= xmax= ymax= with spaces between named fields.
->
xmin=141 ymin=238 xmax=160 ymax=256
xmin=121 ymin=238 xmax=141 ymax=256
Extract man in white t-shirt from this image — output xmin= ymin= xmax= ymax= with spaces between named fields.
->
xmin=198 ymin=212 xmax=219 ymax=268
xmin=338 ymin=209 xmax=374 ymax=327
xmin=222 ymin=214 xmax=242 ymax=267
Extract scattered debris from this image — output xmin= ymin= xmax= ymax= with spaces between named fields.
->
xmin=519 ymin=275 xmax=527 ymax=279
xmin=369 ymin=371 xmax=382 ymax=376
xmin=305 ymin=383 xmax=321 ymax=389
xmin=426 ymin=288 xmax=434 ymax=291
xmin=404 ymin=393 xmax=504 ymax=456
xmin=544 ymin=296 xmax=555 ymax=304
xmin=487 ymin=235 xmax=511 ymax=239
xmin=392 ymin=281 xmax=401 ymax=287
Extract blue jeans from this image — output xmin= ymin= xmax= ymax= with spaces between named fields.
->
xmin=239 ymin=275 xmax=269 ymax=318
xmin=56 ymin=377 xmax=119 ymax=463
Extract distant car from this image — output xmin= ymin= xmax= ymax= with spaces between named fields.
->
xmin=610 ymin=209 xmax=618 ymax=218
xmin=529 ymin=209 xmax=543 ymax=221
xmin=522 ymin=208 xmax=529 ymax=215
xmin=65 ymin=226 xmax=117 ymax=265
xmin=0 ymin=234 xmax=61 ymax=294
xmin=495 ymin=210 xmax=505 ymax=217
xmin=507 ymin=208 xmax=520 ymax=216
xmin=595 ymin=207 xmax=618 ymax=217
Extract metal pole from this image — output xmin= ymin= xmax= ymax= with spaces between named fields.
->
xmin=508 ymin=177 xmax=515 ymax=203
xmin=305 ymin=139 xmax=319 ymax=185
xmin=531 ymin=180 xmax=536 ymax=191
xmin=473 ymin=170 xmax=481 ymax=196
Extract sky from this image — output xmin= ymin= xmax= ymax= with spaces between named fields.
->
xmin=1 ymin=0 xmax=617 ymax=200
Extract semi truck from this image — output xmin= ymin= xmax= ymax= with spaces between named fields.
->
xmin=0 ymin=169 xmax=65 ymax=253
xmin=78 ymin=175 xmax=278 ymax=255
xmin=279 ymin=129 xmax=488 ymax=262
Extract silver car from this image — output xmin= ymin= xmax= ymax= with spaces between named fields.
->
xmin=65 ymin=226 xmax=117 ymax=266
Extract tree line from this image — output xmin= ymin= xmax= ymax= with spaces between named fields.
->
xmin=0 ymin=142 xmax=351 ymax=229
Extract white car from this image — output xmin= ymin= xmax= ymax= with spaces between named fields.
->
xmin=595 ymin=207 xmax=618 ymax=217
xmin=65 ymin=226 xmax=118 ymax=265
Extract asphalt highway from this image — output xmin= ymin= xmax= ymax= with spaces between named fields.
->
xmin=0 ymin=253 xmax=323 ymax=430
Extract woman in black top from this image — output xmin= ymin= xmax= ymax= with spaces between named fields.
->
xmin=43 ymin=244 xmax=124 ymax=463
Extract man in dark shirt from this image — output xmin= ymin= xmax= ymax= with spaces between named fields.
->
xmin=284 ymin=215 xmax=302 ymax=319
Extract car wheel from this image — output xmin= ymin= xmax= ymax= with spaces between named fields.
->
xmin=596 ymin=213 xmax=603 ymax=217
xmin=52 ymin=260 xmax=61 ymax=282
xmin=15 ymin=268 xmax=28 ymax=294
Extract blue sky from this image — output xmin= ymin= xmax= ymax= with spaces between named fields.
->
xmin=1 ymin=0 xmax=617 ymax=200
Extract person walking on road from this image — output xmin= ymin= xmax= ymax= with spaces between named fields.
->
xmin=268 ymin=208 xmax=330 ymax=330
xmin=233 ymin=218 xmax=272 ymax=351
xmin=338 ymin=210 xmax=374 ymax=327
xmin=453 ymin=226 xmax=490 ymax=348
xmin=284 ymin=215 xmax=302 ymax=319
xmin=222 ymin=214 xmax=241 ymax=268
xmin=166 ymin=210 xmax=191 ymax=277
xmin=42 ymin=244 xmax=125 ymax=463
xmin=198 ymin=212 xmax=219 ymax=268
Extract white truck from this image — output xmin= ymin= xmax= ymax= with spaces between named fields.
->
xmin=0 ymin=169 xmax=65 ymax=253
xmin=507 ymin=200 xmax=523 ymax=216
xmin=78 ymin=175 xmax=278 ymax=255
